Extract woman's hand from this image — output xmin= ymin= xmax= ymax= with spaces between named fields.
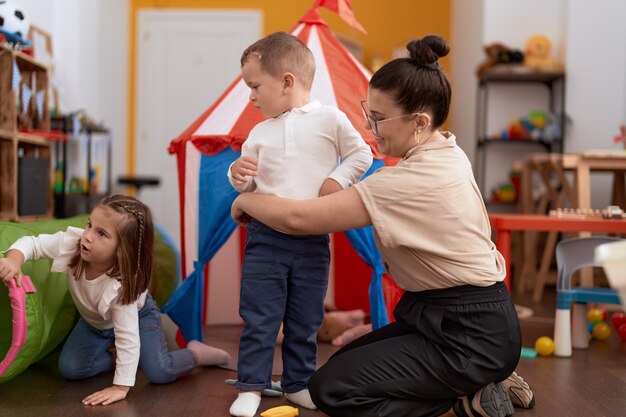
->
xmin=231 ymin=196 xmax=252 ymax=226
xmin=82 ymin=385 xmax=130 ymax=406
xmin=0 ymin=253 xmax=24 ymax=287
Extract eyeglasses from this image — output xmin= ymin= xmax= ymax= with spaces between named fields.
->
xmin=360 ymin=100 xmax=421 ymax=137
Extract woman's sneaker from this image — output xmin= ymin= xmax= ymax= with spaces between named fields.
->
xmin=453 ymin=382 xmax=514 ymax=417
xmin=501 ymin=372 xmax=535 ymax=409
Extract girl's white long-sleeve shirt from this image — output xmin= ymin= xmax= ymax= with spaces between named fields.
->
xmin=9 ymin=227 xmax=147 ymax=386
xmin=227 ymin=100 xmax=373 ymax=198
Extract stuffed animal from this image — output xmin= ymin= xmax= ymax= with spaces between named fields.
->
xmin=476 ymin=43 xmax=524 ymax=78
xmin=276 ymin=308 xmax=370 ymax=346
xmin=524 ymin=35 xmax=564 ymax=72
xmin=0 ymin=0 xmax=30 ymax=43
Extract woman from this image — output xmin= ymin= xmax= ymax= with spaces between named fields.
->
xmin=231 ymin=35 xmax=533 ymax=417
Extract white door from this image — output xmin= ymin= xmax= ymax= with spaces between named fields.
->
xmin=136 ymin=9 xmax=261 ymax=249
xmin=136 ymin=10 xmax=262 ymax=323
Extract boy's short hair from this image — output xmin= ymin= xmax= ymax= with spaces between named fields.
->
xmin=241 ymin=31 xmax=316 ymax=90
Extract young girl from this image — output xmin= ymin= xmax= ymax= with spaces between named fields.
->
xmin=0 ymin=195 xmax=230 ymax=406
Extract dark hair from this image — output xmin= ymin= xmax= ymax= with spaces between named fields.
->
xmin=370 ymin=35 xmax=451 ymax=128
xmin=241 ymin=31 xmax=316 ymax=90
xmin=69 ymin=194 xmax=154 ymax=305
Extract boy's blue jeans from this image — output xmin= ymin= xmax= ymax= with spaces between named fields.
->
xmin=58 ymin=294 xmax=196 ymax=384
xmin=236 ymin=220 xmax=330 ymax=394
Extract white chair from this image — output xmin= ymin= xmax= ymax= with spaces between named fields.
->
xmin=595 ymin=240 xmax=626 ymax=310
xmin=553 ymin=237 xmax=623 ymax=357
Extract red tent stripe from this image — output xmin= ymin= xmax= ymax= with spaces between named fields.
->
xmin=316 ymin=26 xmax=381 ymax=159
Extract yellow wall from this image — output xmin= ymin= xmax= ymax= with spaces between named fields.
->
xmin=128 ymin=0 xmax=450 ymax=173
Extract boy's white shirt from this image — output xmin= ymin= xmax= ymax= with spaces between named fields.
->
xmin=227 ymin=100 xmax=373 ymax=198
xmin=9 ymin=226 xmax=146 ymax=387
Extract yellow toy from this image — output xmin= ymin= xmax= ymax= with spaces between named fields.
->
xmin=260 ymin=405 xmax=299 ymax=417
xmin=535 ymin=336 xmax=555 ymax=356
xmin=524 ymin=35 xmax=564 ymax=72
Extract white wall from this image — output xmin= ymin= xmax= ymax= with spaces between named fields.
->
xmin=20 ymin=0 xmax=129 ymax=196
xmin=566 ymin=0 xmax=626 ymax=206
xmin=449 ymin=0 xmax=484 ymax=163
xmin=451 ymin=0 xmax=626 ymax=207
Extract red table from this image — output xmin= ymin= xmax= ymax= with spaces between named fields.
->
xmin=489 ymin=214 xmax=626 ymax=290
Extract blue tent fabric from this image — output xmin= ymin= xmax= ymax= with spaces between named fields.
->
xmin=164 ymin=148 xmax=390 ymax=341
xmin=343 ymin=158 xmax=389 ymax=329
xmin=162 ymin=148 xmax=240 ymax=342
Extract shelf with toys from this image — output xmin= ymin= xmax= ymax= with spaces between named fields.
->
xmin=0 ymin=42 xmax=52 ymax=222
xmin=475 ymin=70 xmax=566 ymax=199
xmin=50 ymin=112 xmax=112 ymax=218
xmin=474 ymin=35 xmax=567 ymax=205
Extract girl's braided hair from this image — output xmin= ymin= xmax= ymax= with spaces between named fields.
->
xmin=69 ymin=194 xmax=154 ymax=304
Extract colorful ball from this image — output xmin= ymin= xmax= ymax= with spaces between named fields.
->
xmin=601 ymin=309 xmax=608 ymax=322
xmin=592 ymin=322 xmax=611 ymax=341
xmin=611 ymin=312 xmax=626 ymax=330
xmin=618 ymin=324 xmax=626 ymax=342
xmin=535 ymin=336 xmax=555 ymax=356
xmin=587 ymin=309 xmax=604 ymax=323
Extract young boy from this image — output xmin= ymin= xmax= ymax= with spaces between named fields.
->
xmin=227 ymin=32 xmax=373 ymax=417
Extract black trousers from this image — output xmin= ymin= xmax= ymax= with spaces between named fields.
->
xmin=309 ymin=282 xmax=521 ymax=417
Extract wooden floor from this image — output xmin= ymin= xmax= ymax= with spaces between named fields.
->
xmin=2 ymin=288 xmax=626 ymax=417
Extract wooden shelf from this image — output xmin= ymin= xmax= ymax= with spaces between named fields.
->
xmin=480 ymin=67 xmax=565 ymax=83
xmin=16 ymin=131 xmax=50 ymax=145
xmin=0 ymin=43 xmax=51 ymax=221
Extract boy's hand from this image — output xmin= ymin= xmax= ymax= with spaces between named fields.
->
xmin=82 ymin=385 xmax=130 ymax=406
xmin=0 ymin=253 xmax=24 ymax=287
xmin=231 ymin=156 xmax=258 ymax=183
xmin=318 ymin=178 xmax=343 ymax=197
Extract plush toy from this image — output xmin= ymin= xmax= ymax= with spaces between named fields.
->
xmin=524 ymin=34 xmax=564 ymax=72
xmin=476 ymin=42 xmax=524 ymax=78
xmin=0 ymin=0 xmax=30 ymax=45
xmin=276 ymin=308 xmax=371 ymax=346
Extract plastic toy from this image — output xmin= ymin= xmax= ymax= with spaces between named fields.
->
xmin=495 ymin=111 xmax=547 ymax=141
xmin=535 ymin=336 xmax=555 ymax=356
xmin=591 ymin=322 xmax=611 ymax=341
xmin=613 ymin=123 xmax=625 ymax=150
xmin=611 ymin=312 xmax=626 ymax=330
xmin=520 ymin=347 xmax=537 ymax=359
xmin=587 ymin=309 xmax=604 ymax=323
xmin=260 ymin=405 xmax=299 ymax=417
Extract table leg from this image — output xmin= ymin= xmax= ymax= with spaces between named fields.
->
xmin=496 ymin=229 xmax=512 ymax=291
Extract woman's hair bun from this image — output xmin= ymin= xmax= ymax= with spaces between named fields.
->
xmin=407 ymin=35 xmax=450 ymax=66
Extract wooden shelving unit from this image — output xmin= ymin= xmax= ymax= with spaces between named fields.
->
xmin=0 ymin=43 xmax=52 ymax=222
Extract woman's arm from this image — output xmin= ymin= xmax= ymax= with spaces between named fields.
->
xmin=231 ymin=186 xmax=372 ymax=234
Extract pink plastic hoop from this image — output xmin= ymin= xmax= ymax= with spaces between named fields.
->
xmin=0 ymin=276 xmax=36 ymax=376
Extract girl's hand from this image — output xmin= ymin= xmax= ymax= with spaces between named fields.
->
xmin=82 ymin=385 xmax=130 ymax=406
xmin=0 ymin=256 xmax=23 ymax=287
